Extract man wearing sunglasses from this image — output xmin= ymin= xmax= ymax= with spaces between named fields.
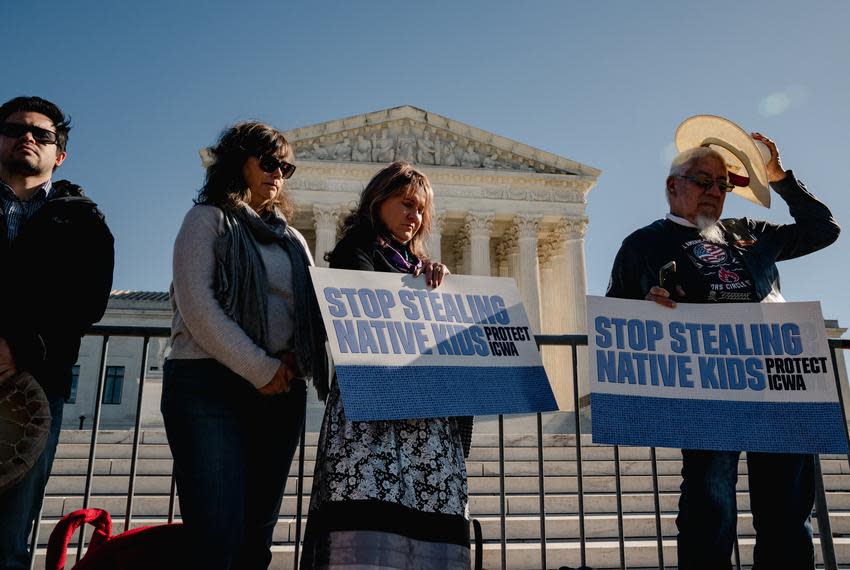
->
xmin=605 ymin=133 xmax=839 ymax=570
xmin=0 ymin=96 xmax=114 ymax=569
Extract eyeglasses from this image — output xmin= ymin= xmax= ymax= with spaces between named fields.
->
xmin=677 ymin=175 xmax=735 ymax=193
xmin=0 ymin=122 xmax=58 ymax=145
xmin=258 ymin=155 xmax=296 ymax=179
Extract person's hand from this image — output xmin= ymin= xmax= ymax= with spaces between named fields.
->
xmin=0 ymin=337 xmax=17 ymax=384
xmin=645 ymin=285 xmax=684 ymax=309
xmin=258 ymin=353 xmax=296 ymax=396
xmin=416 ymin=261 xmax=450 ymax=288
xmin=752 ymin=132 xmax=787 ymax=183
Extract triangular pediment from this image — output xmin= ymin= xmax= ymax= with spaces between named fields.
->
xmin=283 ymin=105 xmax=600 ymax=177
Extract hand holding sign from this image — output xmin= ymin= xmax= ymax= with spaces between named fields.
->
xmin=587 ymin=296 xmax=846 ymax=454
xmin=645 ymin=286 xmax=677 ymax=309
xmin=311 ymin=267 xmax=557 ymax=421
xmin=415 ymin=261 xmax=450 ymax=288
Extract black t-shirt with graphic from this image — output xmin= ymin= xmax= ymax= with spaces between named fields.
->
xmin=678 ymin=231 xmax=757 ymax=302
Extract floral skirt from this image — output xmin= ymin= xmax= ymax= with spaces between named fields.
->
xmin=301 ymin=382 xmax=469 ymax=569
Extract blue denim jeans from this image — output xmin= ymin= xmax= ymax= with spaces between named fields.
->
xmin=676 ymin=449 xmax=815 ymax=570
xmin=161 ymin=359 xmax=306 ymax=570
xmin=0 ymin=394 xmax=64 ymax=570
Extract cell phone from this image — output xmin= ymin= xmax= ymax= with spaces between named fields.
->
xmin=659 ymin=261 xmax=677 ymax=290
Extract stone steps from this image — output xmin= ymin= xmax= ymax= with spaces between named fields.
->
xmin=34 ymin=430 xmax=850 ymax=567
xmin=31 ymin=537 xmax=850 ymax=570
xmin=48 ymin=456 xmax=850 ymax=478
xmin=36 ymin=490 xmax=850 ymax=520
xmin=52 ymin=440 xmax=850 ymax=466
xmin=44 ymin=472 xmax=850 ymax=496
xmin=33 ymin=510 xmax=850 ymax=549
xmin=46 ymin=470 xmax=850 ymax=495
xmin=466 ymin=537 xmax=850 ymax=570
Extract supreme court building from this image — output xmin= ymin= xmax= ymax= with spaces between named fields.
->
xmin=68 ymin=105 xmax=599 ymax=431
xmin=63 ymin=105 xmax=850 ymax=432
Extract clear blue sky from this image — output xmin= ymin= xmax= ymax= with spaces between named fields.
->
xmin=7 ymin=1 xmax=849 ymax=329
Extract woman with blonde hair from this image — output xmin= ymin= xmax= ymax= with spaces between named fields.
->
xmin=301 ymin=161 xmax=471 ymax=569
xmin=163 ymin=121 xmax=326 ymax=569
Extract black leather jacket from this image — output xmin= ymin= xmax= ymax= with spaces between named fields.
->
xmin=606 ymin=171 xmax=840 ymax=303
xmin=0 ymin=180 xmax=114 ymax=397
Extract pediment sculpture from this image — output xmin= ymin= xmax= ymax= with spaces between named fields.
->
xmin=291 ymin=120 xmax=572 ymax=175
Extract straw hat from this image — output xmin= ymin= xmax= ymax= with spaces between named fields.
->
xmin=675 ymin=115 xmax=772 ymax=207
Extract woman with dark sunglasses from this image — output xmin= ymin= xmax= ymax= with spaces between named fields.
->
xmin=162 ymin=121 xmax=326 ymax=569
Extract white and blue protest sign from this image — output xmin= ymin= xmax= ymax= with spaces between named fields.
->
xmin=587 ymin=296 xmax=847 ymax=454
xmin=310 ymin=267 xmax=558 ymax=421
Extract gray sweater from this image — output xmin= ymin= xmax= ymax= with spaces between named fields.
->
xmin=168 ymin=205 xmax=312 ymax=389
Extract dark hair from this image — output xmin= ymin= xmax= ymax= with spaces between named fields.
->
xmin=0 ymin=96 xmax=71 ymax=153
xmin=196 ymin=121 xmax=296 ymax=218
xmin=338 ymin=161 xmax=433 ymax=258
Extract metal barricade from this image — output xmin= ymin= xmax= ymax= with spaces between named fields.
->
xmin=26 ymin=328 xmax=850 ymax=569
xmin=27 ymin=325 xmax=170 ymax=569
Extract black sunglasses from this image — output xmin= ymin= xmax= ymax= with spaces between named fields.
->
xmin=677 ymin=175 xmax=735 ymax=193
xmin=258 ymin=155 xmax=296 ymax=179
xmin=0 ymin=122 xmax=59 ymax=145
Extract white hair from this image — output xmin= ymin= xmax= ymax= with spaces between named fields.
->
xmin=665 ymin=147 xmax=728 ymax=205
xmin=668 ymin=146 xmax=727 ymax=177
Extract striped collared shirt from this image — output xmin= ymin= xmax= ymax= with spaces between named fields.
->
xmin=0 ymin=179 xmax=53 ymax=241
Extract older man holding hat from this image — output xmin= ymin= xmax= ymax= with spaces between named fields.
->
xmin=606 ymin=115 xmax=840 ymax=570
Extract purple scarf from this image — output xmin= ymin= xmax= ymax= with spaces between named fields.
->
xmin=376 ymin=234 xmax=423 ymax=274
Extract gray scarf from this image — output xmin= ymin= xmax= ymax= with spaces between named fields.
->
xmin=212 ymin=203 xmax=328 ymax=398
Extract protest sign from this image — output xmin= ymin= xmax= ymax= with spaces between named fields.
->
xmin=587 ymin=296 xmax=847 ymax=454
xmin=310 ymin=267 xmax=557 ymax=421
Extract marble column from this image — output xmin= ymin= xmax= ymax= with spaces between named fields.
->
xmin=513 ymin=215 xmax=542 ymax=332
xmin=541 ymin=218 xmax=584 ymax=411
xmin=558 ymin=217 xmax=589 ymax=409
xmin=454 ymin=225 xmax=470 ymax=275
xmin=313 ymin=204 xmax=339 ymax=267
xmin=464 ymin=211 xmax=494 ymax=276
xmin=561 ymin=218 xmax=588 ymax=338
xmin=538 ymin=235 xmax=567 ymax=408
xmin=501 ymin=225 xmax=520 ymax=283
xmin=508 ymin=253 xmax=520 ymax=284
xmin=538 ymin=238 xmax=559 ymax=334
xmin=427 ymin=210 xmax=445 ymax=262
xmin=495 ymin=239 xmax=510 ymax=278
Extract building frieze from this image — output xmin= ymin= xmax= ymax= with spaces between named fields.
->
xmin=282 ymin=106 xmax=601 ymax=179
xmin=288 ymin=162 xmax=594 ymax=191
xmin=288 ymin=169 xmax=590 ymax=205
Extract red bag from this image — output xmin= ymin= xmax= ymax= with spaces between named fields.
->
xmin=45 ymin=508 xmax=184 ymax=570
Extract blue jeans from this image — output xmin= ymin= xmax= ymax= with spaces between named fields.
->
xmin=161 ymin=359 xmax=306 ymax=570
xmin=0 ymin=395 xmax=64 ymax=570
xmin=676 ymin=449 xmax=815 ymax=570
